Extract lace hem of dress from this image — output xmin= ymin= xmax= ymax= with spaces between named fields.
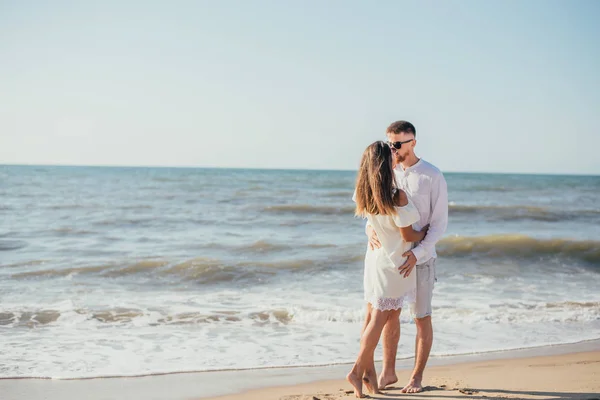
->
xmin=366 ymin=289 xmax=417 ymax=311
xmin=367 ymin=297 xmax=404 ymax=311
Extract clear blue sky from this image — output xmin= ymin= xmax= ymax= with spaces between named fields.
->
xmin=1 ymin=0 xmax=598 ymax=174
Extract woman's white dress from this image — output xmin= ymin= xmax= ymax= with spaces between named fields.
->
xmin=364 ymin=196 xmax=420 ymax=310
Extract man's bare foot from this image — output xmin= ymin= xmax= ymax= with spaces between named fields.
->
xmin=346 ymin=372 xmax=365 ymax=398
xmin=401 ymin=377 xmax=423 ymax=393
xmin=362 ymin=370 xmax=380 ymax=394
xmin=378 ymin=372 xmax=398 ymax=389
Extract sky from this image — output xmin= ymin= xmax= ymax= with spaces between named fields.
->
xmin=1 ymin=0 xmax=599 ymax=174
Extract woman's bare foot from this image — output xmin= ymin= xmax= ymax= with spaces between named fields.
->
xmin=378 ymin=372 xmax=398 ymax=389
xmin=401 ymin=376 xmax=423 ymax=393
xmin=362 ymin=369 xmax=380 ymax=394
xmin=346 ymin=372 xmax=365 ymax=398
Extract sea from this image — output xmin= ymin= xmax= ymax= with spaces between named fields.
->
xmin=1 ymin=165 xmax=599 ymax=379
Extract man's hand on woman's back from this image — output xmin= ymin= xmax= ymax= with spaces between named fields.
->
xmin=366 ymin=225 xmax=382 ymax=250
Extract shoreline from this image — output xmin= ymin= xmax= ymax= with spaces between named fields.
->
xmin=2 ymin=339 xmax=599 ymax=400
xmin=3 ymin=337 xmax=600 ymax=381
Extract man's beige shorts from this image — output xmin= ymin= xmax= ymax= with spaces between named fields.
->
xmin=408 ymin=257 xmax=437 ymax=319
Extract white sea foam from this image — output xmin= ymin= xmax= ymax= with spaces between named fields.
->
xmin=1 ymin=167 xmax=599 ymax=378
xmin=1 ymin=267 xmax=599 ymax=379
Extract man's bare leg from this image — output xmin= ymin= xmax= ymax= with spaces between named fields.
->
xmin=402 ymin=316 xmax=433 ymax=393
xmin=378 ymin=308 xmax=401 ymax=388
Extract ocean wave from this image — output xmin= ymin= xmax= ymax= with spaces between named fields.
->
xmin=94 ymin=217 xmax=158 ymax=227
xmin=262 ymin=202 xmax=600 ymax=221
xmin=48 ymin=204 xmax=91 ymax=210
xmin=10 ymin=259 xmax=211 ymax=280
xmin=235 ymin=240 xmax=335 ymax=253
xmin=435 ymin=300 xmax=600 ymax=324
xmin=51 ymin=227 xmax=96 ymax=235
xmin=467 ymin=186 xmax=512 ymax=192
xmin=449 ymin=204 xmax=600 ymax=222
xmin=10 ymin=235 xmax=599 ymax=283
xmin=12 ymin=263 xmax=116 ymax=278
xmin=3 ymin=299 xmax=597 ymax=330
xmin=325 ymin=191 xmax=354 ymax=199
xmin=118 ymin=205 xmax=154 ymax=210
xmin=438 ymin=234 xmax=600 ymax=264
xmin=48 ymin=202 xmax=151 ymax=211
xmin=488 ymin=301 xmax=600 ymax=310
xmin=263 ymin=204 xmax=355 ymax=216
xmin=152 ymin=177 xmax=185 ymax=182
xmin=10 ymin=253 xmax=362 ymax=283
xmin=240 ymin=185 xmax=266 ymax=192
xmin=236 ymin=240 xmax=292 ymax=253
xmin=0 ymin=240 xmax=27 ymax=251
xmin=0 ymin=307 xmax=295 ymax=328
xmin=545 ymin=301 xmax=600 ymax=308
xmin=0 ymin=309 xmax=61 ymax=327
xmin=2 ymin=259 xmax=48 ymax=268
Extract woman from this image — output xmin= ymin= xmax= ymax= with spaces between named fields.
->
xmin=347 ymin=141 xmax=427 ymax=398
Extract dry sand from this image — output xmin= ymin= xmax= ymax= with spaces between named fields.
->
xmin=208 ymin=350 xmax=600 ymax=400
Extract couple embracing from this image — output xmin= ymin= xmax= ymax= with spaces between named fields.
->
xmin=348 ymin=121 xmax=448 ymax=398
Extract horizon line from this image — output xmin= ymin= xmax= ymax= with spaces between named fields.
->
xmin=1 ymin=162 xmax=599 ymax=177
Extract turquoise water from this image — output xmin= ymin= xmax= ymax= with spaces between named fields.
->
xmin=1 ymin=165 xmax=599 ymax=378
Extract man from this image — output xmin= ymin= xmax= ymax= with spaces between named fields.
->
xmin=366 ymin=120 xmax=448 ymax=393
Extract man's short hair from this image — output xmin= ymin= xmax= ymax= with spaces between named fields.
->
xmin=387 ymin=120 xmax=416 ymax=137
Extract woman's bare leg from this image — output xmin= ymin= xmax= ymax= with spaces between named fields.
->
xmin=360 ymin=303 xmax=377 ymax=393
xmin=361 ymin=303 xmax=372 ymax=336
xmin=347 ymin=307 xmax=391 ymax=398
xmin=360 ymin=303 xmax=378 ymax=393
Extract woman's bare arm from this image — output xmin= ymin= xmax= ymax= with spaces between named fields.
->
xmin=394 ymin=190 xmax=428 ymax=242
xmin=393 ymin=189 xmax=409 ymax=207
xmin=400 ymin=224 xmax=428 ymax=242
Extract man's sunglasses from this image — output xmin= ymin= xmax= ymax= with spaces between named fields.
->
xmin=387 ymin=139 xmax=414 ymax=150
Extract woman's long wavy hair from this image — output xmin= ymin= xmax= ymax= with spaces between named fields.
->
xmin=355 ymin=141 xmax=397 ymax=217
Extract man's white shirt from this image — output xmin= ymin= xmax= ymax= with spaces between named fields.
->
xmin=394 ymin=158 xmax=448 ymax=264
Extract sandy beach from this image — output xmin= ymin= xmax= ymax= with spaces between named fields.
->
xmin=210 ymin=350 xmax=600 ymax=400
xmin=1 ymin=341 xmax=598 ymax=400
